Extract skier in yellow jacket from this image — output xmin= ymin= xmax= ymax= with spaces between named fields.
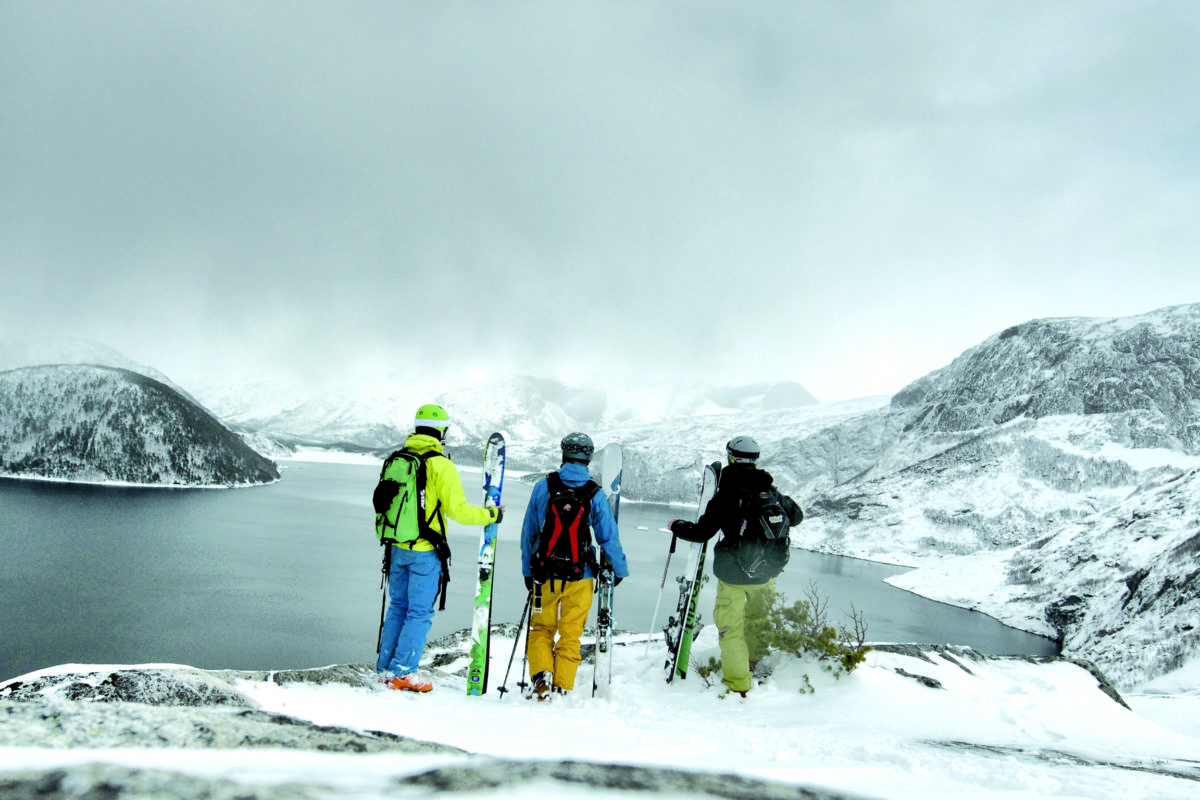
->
xmin=376 ymin=403 xmax=503 ymax=692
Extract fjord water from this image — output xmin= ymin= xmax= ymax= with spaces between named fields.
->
xmin=0 ymin=460 xmax=1056 ymax=682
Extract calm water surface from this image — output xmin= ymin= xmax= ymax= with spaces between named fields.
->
xmin=0 ymin=460 xmax=1056 ymax=682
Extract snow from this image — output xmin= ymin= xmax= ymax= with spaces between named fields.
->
xmin=4 ymin=632 xmax=1199 ymax=799
xmin=279 ymin=448 xmax=382 ymax=465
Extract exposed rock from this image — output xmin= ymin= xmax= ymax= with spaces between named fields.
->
xmin=1 ymin=667 xmax=253 ymax=707
xmin=398 ymin=759 xmax=856 ymax=799
xmin=894 ymin=668 xmax=944 ymax=689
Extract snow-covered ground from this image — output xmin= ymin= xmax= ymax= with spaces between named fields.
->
xmin=3 ymin=630 xmax=1198 ymax=799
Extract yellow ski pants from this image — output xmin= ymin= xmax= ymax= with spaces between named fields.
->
xmin=714 ymin=578 xmax=774 ymax=693
xmin=526 ymin=578 xmax=593 ymax=691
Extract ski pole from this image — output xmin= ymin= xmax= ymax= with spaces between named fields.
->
xmin=376 ymin=543 xmax=392 ymax=654
xmin=519 ymin=585 xmax=541 ymax=693
xmin=644 ymin=531 xmax=678 ymax=656
xmin=498 ymin=589 xmax=534 ymax=699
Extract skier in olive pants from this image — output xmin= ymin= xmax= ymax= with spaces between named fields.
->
xmin=669 ymin=436 xmax=802 ymax=696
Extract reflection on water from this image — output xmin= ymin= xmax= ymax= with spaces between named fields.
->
xmin=1 ymin=461 xmax=1056 ymax=682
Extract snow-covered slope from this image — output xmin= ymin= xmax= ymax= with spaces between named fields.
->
xmin=0 ymin=365 xmax=279 ymax=487
xmin=794 ymin=303 xmax=1200 ymax=565
xmin=888 ymin=467 xmax=1200 ymax=689
xmin=0 ymin=335 xmax=194 ymax=402
xmin=893 ymin=304 xmax=1200 ymax=444
xmin=2 ymin=634 xmax=1197 ymax=800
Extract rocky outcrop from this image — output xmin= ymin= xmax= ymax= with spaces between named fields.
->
xmin=892 ymin=304 xmax=1200 ymax=449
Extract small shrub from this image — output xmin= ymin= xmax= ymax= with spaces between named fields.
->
xmin=747 ymin=581 xmax=872 ymax=686
xmin=692 ymin=656 xmax=722 ymax=688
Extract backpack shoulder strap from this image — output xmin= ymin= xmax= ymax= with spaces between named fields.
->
xmin=411 ymin=449 xmax=452 ymax=611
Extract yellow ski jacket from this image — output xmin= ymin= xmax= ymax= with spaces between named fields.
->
xmin=394 ymin=433 xmax=498 ymax=552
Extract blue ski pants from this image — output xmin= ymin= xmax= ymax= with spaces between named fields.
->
xmin=376 ymin=547 xmax=442 ymax=676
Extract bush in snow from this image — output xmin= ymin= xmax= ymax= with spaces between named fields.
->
xmin=748 ymin=583 xmax=871 ymax=687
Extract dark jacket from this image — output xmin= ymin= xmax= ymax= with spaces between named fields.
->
xmin=670 ymin=463 xmax=803 ymax=584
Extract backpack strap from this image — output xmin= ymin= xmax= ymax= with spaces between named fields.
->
xmin=412 ymin=449 xmax=453 ymax=610
xmin=544 ymin=473 xmax=602 ymax=585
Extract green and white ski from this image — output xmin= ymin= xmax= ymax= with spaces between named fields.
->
xmin=664 ymin=461 xmax=718 ymax=682
xmin=467 ymin=431 xmax=506 ymax=696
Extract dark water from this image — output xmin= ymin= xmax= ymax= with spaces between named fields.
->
xmin=0 ymin=461 xmax=1056 ymax=682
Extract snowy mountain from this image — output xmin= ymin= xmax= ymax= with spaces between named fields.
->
xmin=508 ymin=394 xmax=891 ymax=501
xmin=0 ymin=335 xmax=193 ymax=401
xmin=193 ymin=375 xmax=820 ymax=451
xmin=2 ymin=633 xmax=1198 ymax=800
xmin=0 ymin=365 xmax=279 ymax=487
xmin=794 ymin=303 xmax=1200 ymax=564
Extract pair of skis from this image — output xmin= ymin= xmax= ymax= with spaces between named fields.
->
xmin=659 ymin=461 xmax=718 ymax=683
xmin=591 ymin=442 xmax=622 ymax=698
xmin=466 ymin=435 xmax=622 ymax=698
xmin=466 ymin=432 xmax=506 ymax=696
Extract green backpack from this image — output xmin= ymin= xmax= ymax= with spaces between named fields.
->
xmin=372 ymin=449 xmax=434 ymax=545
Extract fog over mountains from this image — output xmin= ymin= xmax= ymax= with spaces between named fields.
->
xmin=192 ymin=375 xmax=820 ymax=453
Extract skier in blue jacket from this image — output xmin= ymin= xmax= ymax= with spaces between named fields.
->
xmin=520 ymin=432 xmax=629 ymax=699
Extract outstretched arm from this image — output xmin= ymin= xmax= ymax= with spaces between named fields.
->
xmin=669 ymin=490 xmax=727 ymax=543
xmin=428 ymin=458 xmax=498 ymax=527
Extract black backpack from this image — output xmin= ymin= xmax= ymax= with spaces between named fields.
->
xmin=732 ymin=487 xmax=792 ymax=581
xmin=530 ymin=472 xmax=600 ymax=587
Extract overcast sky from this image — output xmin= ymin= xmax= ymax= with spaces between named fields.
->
xmin=3 ymin=1 xmax=1198 ymax=402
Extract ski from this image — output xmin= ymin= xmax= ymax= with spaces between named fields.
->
xmin=591 ymin=442 xmax=622 ymax=698
xmin=467 ymin=431 xmax=506 ymax=696
xmin=663 ymin=462 xmax=718 ymax=683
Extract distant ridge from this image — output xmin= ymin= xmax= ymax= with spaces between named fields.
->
xmin=0 ymin=364 xmax=279 ymax=487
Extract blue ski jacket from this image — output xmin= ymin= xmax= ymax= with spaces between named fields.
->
xmin=520 ymin=461 xmax=629 ymax=580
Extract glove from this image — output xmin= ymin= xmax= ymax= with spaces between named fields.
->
xmin=493 ymin=505 xmax=505 ymax=524
xmin=667 ymin=519 xmax=683 ymax=534
xmin=372 ymin=480 xmax=399 ymax=514
xmin=524 ymin=576 xmax=533 ymax=592
xmin=614 ymin=577 xmax=623 ymax=587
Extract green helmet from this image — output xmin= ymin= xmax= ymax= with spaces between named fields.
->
xmin=726 ymin=435 xmax=760 ymax=465
xmin=414 ymin=403 xmax=451 ymax=436
xmin=561 ymin=431 xmax=594 ymax=464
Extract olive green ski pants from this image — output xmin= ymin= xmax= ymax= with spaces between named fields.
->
xmin=714 ymin=578 xmax=774 ymax=693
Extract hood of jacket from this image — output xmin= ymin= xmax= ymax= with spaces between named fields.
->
xmin=402 ymin=433 xmax=445 ymax=456
xmin=557 ymin=461 xmax=594 ymax=487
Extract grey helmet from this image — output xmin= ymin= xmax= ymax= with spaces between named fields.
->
xmin=726 ymin=435 xmax=760 ymax=465
xmin=561 ymin=431 xmax=595 ymax=464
